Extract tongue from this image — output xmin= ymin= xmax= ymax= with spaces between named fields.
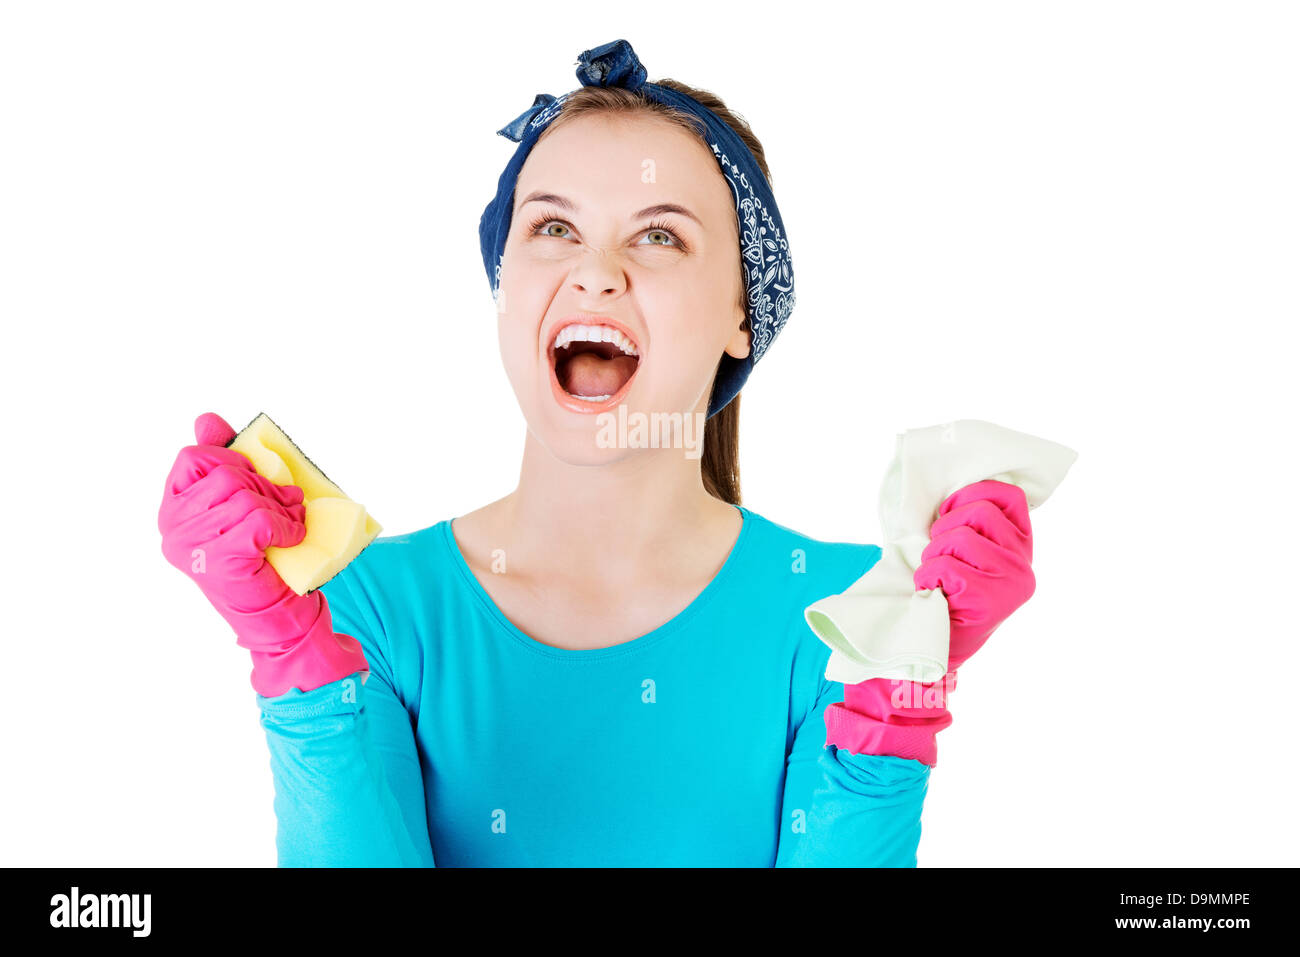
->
xmin=559 ymin=353 xmax=638 ymax=397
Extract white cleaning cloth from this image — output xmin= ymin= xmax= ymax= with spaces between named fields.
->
xmin=804 ymin=419 xmax=1078 ymax=685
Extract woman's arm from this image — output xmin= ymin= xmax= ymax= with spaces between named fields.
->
xmin=776 ymin=478 xmax=1039 ymax=866
xmin=774 ymin=677 xmax=931 ymax=867
xmin=255 ymin=570 xmax=436 ymax=867
xmin=257 ymin=669 xmax=435 ymax=867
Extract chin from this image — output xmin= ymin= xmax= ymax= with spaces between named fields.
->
xmin=532 ymin=383 xmax=711 ymax=467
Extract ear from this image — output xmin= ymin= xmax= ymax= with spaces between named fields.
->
xmin=723 ymin=303 xmax=751 ymax=360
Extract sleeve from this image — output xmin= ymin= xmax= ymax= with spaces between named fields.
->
xmin=255 ymin=565 xmax=436 ymax=867
xmin=774 ymin=669 xmax=932 ymax=868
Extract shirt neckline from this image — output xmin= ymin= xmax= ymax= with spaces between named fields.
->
xmin=438 ymin=503 xmax=754 ymax=661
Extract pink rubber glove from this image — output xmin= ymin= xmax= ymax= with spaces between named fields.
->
xmin=158 ymin=412 xmax=370 ymax=697
xmin=913 ymin=478 xmax=1036 ymax=670
xmin=825 ymin=479 xmax=1035 ymax=766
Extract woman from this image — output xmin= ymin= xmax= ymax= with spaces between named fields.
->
xmin=157 ymin=39 xmax=1036 ymax=866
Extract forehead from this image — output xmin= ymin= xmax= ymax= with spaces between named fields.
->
xmin=514 ymin=112 xmax=732 ymax=220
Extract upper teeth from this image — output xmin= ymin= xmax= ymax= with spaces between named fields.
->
xmin=553 ymin=324 xmax=639 ymax=357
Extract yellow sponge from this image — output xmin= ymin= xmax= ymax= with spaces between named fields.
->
xmin=226 ymin=412 xmax=381 ymax=596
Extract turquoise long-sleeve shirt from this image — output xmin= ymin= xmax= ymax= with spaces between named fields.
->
xmin=255 ymin=504 xmax=931 ymax=866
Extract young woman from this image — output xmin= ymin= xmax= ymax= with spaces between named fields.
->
xmin=158 ymin=39 xmax=1036 ymax=866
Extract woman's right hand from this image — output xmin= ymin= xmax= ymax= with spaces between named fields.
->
xmin=159 ymin=412 xmax=371 ymax=697
xmin=158 ymin=412 xmax=308 ymax=632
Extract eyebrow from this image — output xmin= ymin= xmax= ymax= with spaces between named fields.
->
xmin=518 ymin=191 xmax=702 ymax=226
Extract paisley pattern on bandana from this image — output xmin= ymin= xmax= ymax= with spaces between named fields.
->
xmin=528 ymin=92 xmax=571 ymax=133
xmin=710 ymin=143 xmax=795 ymax=364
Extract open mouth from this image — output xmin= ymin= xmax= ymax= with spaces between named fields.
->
xmin=547 ymin=321 xmax=641 ymax=411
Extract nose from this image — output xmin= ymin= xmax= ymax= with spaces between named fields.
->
xmin=569 ymin=245 xmax=627 ymax=298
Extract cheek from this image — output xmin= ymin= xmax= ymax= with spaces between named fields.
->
xmin=498 ymin=245 xmax=566 ymax=318
xmin=496 ymin=318 xmax=535 ymax=375
xmin=504 ymin=236 xmax=577 ymax=276
xmin=656 ymin=255 xmax=739 ymax=341
xmin=495 ymin=283 xmax=544 ymax=377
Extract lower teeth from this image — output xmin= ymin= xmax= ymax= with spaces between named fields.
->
xmin=570 ymin=393 xmax=612 ymax=402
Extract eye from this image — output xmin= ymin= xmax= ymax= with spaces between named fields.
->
xmin=527 ymin=215 xmax=573 ymax=238
xmin=637 ymin=220 xmax=685 ymax=248
xmin=525 ymin=211 xmax=688 ymax=251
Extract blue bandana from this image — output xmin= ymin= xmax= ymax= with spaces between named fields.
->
xmin=478 ymin=38 xmax=795 ymax=418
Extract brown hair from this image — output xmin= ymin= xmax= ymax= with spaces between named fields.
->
xmin=534 ymin=79 xmax=774 ymax=505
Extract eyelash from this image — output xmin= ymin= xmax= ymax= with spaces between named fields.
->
xmin=525 ymin=211 xmax=688 ymax=250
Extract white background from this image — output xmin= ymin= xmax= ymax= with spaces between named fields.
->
xmin=2 ymin=0 xmax=1296 ymax=867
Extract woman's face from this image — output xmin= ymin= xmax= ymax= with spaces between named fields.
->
xmin=496 ymin=111 xmax=748 ymax=465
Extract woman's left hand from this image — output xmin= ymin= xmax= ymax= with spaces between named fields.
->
xmin=914 ymin=479 xmax=1035 ymax=672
